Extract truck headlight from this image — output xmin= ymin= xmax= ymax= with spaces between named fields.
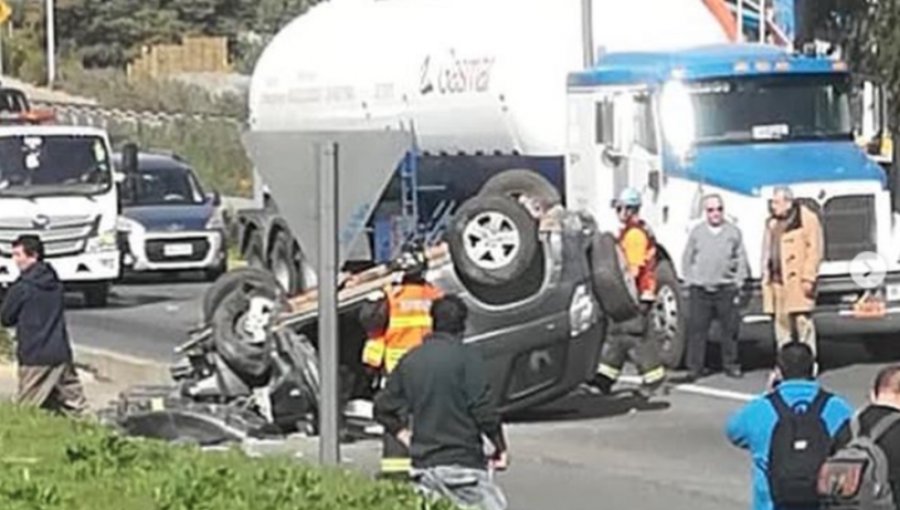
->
xmin=87 ymin=229 xmax=118 ymax=253
xmin=569 ymin=284 xmax=598 ymax=337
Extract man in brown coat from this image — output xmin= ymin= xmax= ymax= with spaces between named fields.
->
xmin=761 ymin=186 xmax=823 ymax=358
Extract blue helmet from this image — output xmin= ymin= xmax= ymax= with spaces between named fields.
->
xmin=616 ymin=188 xmax=642 ymax=208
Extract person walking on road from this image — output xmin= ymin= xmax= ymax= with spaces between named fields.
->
xmin=374 ymin=295 xmax=508 ymax=510
xmin=591 ymin=187 xmax=667 ymax=397
xmin=682 ymin=193 xmax=749 ymax=380
xmin=726 ymin=342 xmax=852 ymax=510
xmin=762 ymin=186 xmax=823 ymax=359
xmin=359 ymin=249 xmax=443 ymax=480
xmin=829 ymin=365 xmax=900 ymax=509
xmin=0 ymin=235 xmax=86 ymax=417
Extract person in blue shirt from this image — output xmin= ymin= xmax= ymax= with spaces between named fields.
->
xmin=725 ymin=342 xmax=853 ymax=510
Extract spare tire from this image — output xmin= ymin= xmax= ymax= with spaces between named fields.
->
xmin=448 ymin=194 xmax=539 ymax=286
xmin=211 ymin=286 xmax=281 ymax=380
xmin=478 ymin=169 xmax=561 ymax=215
xmin=269 ymin=231 xmax=303 ymax=295
xmin=244 ymin=230 xmax=265 ymax=270
xmin=201 ymin=267 xmax=284 ymax=323
xmin=588 ymin=231 xmax=641 ymax=322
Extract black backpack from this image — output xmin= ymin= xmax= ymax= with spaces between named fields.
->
xmin=768 ymin=389 xmax=834 ymax=507
xmin=817 ymin=412 xmax=900 ymax=510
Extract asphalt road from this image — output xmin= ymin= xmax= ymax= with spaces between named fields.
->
xmin=65 ymin=278 xmax=900 ymax=510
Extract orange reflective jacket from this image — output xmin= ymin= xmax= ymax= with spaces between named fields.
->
xmin=619 ymin=219 xmax=657 ymax=301
xmin=361 ymin=283 xmax=443 ymax=373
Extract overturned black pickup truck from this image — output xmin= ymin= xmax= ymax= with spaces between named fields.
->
xmin=100 ymin=188 xmax=641 ymax=445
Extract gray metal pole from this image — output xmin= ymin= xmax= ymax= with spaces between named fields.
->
xmin=45 ymin=0 xmax=55 ymax=87
xmin=317 ymin=141 xmax=340 ymax=466
xmin=581 ymin=0 xmax=593 ymax=69
xmin=737 ymin=0 xmax=744 ymax=42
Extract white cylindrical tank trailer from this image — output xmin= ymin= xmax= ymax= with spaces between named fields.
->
xmin=248 ymin=0 xmax=731 ymax=157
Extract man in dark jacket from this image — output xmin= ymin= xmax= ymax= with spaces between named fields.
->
xmin=832 ymin=364 xmax=900 ymax=509
xmin=374 ymin=294 xmax=508 ymax=510
xmin=1 ymin=235 xmax=86 ymax=416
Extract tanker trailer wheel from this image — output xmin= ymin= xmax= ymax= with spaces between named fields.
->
xmin=651 ymin=260 xmax=687 ymax=369
xmin=201 ymin=267 xmax=284 ymax=323
xmin=211 ymin=283 xmax=284 ymax=382
xmin=588 ymin=231 xmax=641 ymax=322
xmin=448 ymin=194 xmax=538 ymax=286
xmin=269 ymin=231 xmax=303 ymax=295
xmin=478 ymin=169 xmax=561 ymax=217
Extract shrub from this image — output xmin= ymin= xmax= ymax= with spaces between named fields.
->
xmin=0 ymin=403 xmax=455 ymax=510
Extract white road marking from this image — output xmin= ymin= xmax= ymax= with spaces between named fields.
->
xmin=618 ymin=375 xmax=757 ymax=402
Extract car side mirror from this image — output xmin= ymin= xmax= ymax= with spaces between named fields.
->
xmin=602 ymin=145 xmax=626 ymax=167
xmin=208 ymin=190 xmax=222 ymax=207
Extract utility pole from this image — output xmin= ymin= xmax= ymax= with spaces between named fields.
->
xmin=581 ymin=0 xmax=594 ymax=69
xmin=45 ymin=0 xmax=55 ymax=87
xmin=736 ymin=0 xmax=744 ymax=42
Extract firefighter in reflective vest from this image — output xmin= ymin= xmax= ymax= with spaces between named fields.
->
xmin=359 ymin=250 xmax=443 ymax=479
xmin=591 ymin=188 xmax=667 ymax=397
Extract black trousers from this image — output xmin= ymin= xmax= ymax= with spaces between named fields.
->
xmin=686 ymin=285 xmax=740 ymax=374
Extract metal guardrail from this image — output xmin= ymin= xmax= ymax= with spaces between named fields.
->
xmin=31 ymin=100 xmax=242 ymax=127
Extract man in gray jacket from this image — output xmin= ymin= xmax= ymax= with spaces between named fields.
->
xmin=682 ymin=194 xmax=749 ymax=380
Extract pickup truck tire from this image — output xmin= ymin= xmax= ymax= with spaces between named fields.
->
xmin=211 ymin=285 xmax=279 ymax=379
xmin=244 ymin=230 xmax=265 ymax=270
xmin=448 ymin=194 xmax=538 ymax=286
xmin=588 ymin=232 xmax=641 ymax=322
xmin=83 ymin=283 xmax=110 ymax=308
xmin=652 ymin=260 xmax=687 ymax=369
xmin=269 ymin=231 xmax=302 ymax=295
xmin=201 ymin=267 xmax=283 ymax=323
xmin=478 ymin=169 xmax=561 ymax=215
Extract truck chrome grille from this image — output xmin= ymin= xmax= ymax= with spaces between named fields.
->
xmin=0 ymin=215 xmax=97 ymax=258
xmin=821 ymin=195 xmax=876 ymax=261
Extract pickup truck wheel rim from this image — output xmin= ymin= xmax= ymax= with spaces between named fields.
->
xmin=653 ymin=285 xmax=679 ymax=349
xmin=273 ymin=258 xmax=291 ymax=292
xmin=462 ymin=211 xmax=521 ymax=270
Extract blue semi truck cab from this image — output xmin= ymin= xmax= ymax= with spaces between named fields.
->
xmin=563 ymin=44 xmax=900 ymax=352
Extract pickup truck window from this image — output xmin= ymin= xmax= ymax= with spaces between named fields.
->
xmin=688 ymin=73 xmax=852 ymax=145
xmin=0 ymin=134 xmax=112 ymax=197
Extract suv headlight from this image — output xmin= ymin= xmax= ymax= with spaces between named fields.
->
xmin=205 ymin=214 xmax=224 ymax=230
xmin=86 ymin=228 xmax=118 ymax=253
xmin=116 ymin=216 xmax=144 ymax=234
xmin=569 ymin=284 xmax=598 ymax=337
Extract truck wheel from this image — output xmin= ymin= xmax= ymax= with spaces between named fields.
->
xmin=448 ymin=194 xmax=538 ymax=286
xmin=651 ymin=260 xmax=687 ymax=369
xmin=201 ymin=267 xmax=283 ymax=323
xmin=269 ymin=231 xmax=302 ymax=295
xmin=83 ymin=283 xmax=110 ymax=308
xmin=479 ymin=169 xmax=561 ymax=216
xmin=588 ymin=232 xmax=641 ymax=322
xmin=244 ymin=231 xmax=265 ymax=269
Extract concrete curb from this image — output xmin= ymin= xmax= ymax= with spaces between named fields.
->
xmin=74 ymin=345 xmax=171 ymax=386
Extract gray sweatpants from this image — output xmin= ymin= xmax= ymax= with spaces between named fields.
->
xmin=412 ymin=465 xmax=507 ymax=510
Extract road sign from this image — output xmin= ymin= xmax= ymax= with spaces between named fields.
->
xmin=0 ymin=1 xmax=11 ymax=24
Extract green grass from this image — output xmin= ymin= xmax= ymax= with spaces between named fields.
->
xmin=0 ymin=403 xmax=453 ymax=510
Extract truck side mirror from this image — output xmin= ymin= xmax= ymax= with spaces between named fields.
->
xmin=208 ymin=190 xmax=222 ymax=207
xmin=648 ymin=169 xmax=660 ymax=193
xmin=122 ymin=142 xmax=139 ymax=174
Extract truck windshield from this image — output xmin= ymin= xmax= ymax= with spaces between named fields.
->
xmin=121 ymin=167 xmax=206 ymax=206
xmin=0 ymin=134 xmax=112 ymax=197
xmin=687 ymin=74 xmax=852 ymax=145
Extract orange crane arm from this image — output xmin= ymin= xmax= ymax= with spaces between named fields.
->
xmin=702 ymin=0 xmax=739 ymax=42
